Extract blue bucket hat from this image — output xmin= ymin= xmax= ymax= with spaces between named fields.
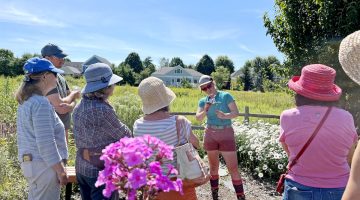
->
xmin=82 ymin=63 xmax=123 ymax=94
xmin=41 ymin=43 xmax=68 ymax=58
xmin=24 ymin=57 xmax=64 ymax=74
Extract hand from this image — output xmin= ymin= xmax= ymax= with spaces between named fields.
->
xmin=57 ymin=171 xmax=68 ymax=186
xmin=204 ymin=102 xmax=212 ymax=112
xmin=71 ymin=90 xmax=81 ymax=100
xmin=215 ymin=110 xmax=226 ymax=119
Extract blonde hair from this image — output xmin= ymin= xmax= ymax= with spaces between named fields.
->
xmin=15 ymin=72 xmax=47 ymax=104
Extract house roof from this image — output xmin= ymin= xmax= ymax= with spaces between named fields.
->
xmin=231 ymin=69 xmax=244 ymax=78
xmin=62 ymin=66 xmax=82 ymax=75
xmin=63 ymin=62 xmax=83 ymax=72
xmin=83 ymin=55 xmax=111 ymax=66
xmin=152 ymin=66 xmax=203 ymax=77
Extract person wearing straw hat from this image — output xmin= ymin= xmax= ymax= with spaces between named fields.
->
xmin=134 ymin=77 xmax=200 ymax=200
xmin=15 ymin=57 xmax=68 ymax=200
xmin=195 ymin=75 xmax=245 ymax=200
xmin=280 ymin=64 xmax=357 ymax=200
xmin=339 ymin=30 xmax=360 ymax=200
xmin=72 ymin=63 xmax=132 ymax=200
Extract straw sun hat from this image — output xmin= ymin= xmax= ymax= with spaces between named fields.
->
xmin=288 ymin=64 xmax=342 ymax=101
xmin=339 ymin=30 xmax=360 ymax=85
xmin=138 ymin=77 xmax=176 ymax=114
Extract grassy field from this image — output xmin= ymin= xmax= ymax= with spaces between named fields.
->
xmin=1 ymin=75 xmax=294 ymax=128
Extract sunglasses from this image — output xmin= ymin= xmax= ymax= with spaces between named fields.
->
xmin=200 ymin=82 xmax=212 ymax=91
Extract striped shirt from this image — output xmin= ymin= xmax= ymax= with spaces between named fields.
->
xmin=73 ymin=96 xmax=132 ymax=178
xmin=17 ymin=95 xmax=68 ymax=166
xmin=133 ymin=115 xmax=190 ymax=175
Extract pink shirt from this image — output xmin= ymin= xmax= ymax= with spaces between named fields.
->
xmin=279 ymin=106 xmax=357 ymax=188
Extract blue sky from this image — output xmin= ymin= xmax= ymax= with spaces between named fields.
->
xmin=0 ymin=0 xmax=283 ymax=70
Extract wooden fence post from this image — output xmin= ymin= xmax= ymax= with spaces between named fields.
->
xmin=244 ymin=106 xmax=249 ymax=123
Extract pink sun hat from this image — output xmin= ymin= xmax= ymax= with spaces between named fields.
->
xmin=288 ymin=64 xmax=342 ymax=101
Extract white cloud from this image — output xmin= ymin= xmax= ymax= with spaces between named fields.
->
xmin=0 ymin=5 xmax=66 ymax=27
xmin=238 ymin=44 xmax=257 ymax=54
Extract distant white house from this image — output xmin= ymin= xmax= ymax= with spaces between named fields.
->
xmin=151 ymin=66 xmax=204 ymax=87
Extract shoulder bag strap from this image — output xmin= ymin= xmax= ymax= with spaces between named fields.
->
xmin=287 ymin=106 xmax=332 ymax=171
xmin=175 ymin=115 xmax=181 ymax=146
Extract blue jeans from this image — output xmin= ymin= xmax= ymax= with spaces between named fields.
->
xmin=77 ymin=173 xmax=117 ymax=200
xmin=283 ymin=179 xmax=345 ymax=200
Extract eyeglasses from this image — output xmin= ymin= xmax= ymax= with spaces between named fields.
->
xmin=200 ymin=82 xmax=212 ymax=91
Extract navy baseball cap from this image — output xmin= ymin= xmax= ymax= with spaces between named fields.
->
xmin=41 ymin=43 xmax=68 ymax=58
xmin=24 ymin=57 xmax=64 ymax=74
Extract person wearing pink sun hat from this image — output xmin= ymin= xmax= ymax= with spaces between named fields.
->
xmin=280 ymin=64 xmax=357 ymax=200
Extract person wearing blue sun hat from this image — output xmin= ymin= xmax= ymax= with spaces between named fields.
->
xmin=72 ymin=62 xmax=132 ymax=200
xmin=15 ymin=57 xmax=68 ymax=200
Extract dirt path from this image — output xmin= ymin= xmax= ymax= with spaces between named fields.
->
xmin=196 ymin=168 xmax=282 ymax=200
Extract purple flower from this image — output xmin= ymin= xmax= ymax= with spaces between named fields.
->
xmin=96 ymin=135 xmax=182 ymax=199
xmin=123 ymin=151 xmax=144 ymax=167
xmin=128 ymin=168 xmax=147 ymax=189
xmin=149 ymin=161 xmax=162 ymax=175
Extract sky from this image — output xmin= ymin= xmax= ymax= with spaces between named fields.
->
xmin=0 ymin=0 xmax=283 ymax=71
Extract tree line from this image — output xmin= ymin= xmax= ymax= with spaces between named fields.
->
xmin=0 ymin=48 xmax=283 ymax=92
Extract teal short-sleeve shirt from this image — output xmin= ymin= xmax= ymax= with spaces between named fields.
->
xmin=198 ymin=91 xmax=234 ymax=126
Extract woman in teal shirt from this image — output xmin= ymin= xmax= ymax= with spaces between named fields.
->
xmin=195 ymin=75 xmax=245 ymax=200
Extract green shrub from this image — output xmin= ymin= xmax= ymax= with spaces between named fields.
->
xmin=111 ymin=92 xmax=143 ymax=131
xmin=0 ymin=135 xmax=28 ymax=200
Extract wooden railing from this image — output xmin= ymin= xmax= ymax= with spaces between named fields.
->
xmin=172 ymin=106 xmax=280 ymax=130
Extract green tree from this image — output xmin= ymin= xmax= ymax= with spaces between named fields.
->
xmin=215 ymin=56 xmax=235 ymax=74
xmin=180 ymin=78 xmax=192 ymax=88
xmin=0 ymin=49 xmax=15 ymax=76
xmin=169 ymin=57 xmax=185 ymax=68
xmin=263 ymin=0 xmax=360 ymax=74
xmin=240 ymin=62 xmax=253 ymax=91
xmin=115 ymin=63 xmax=135 ymax=86
xmin=159 ymin=57 xmax=169 ymax=68
xmin=211 ymin=66 xmax=230 ymax=89
xmin=143 ymin=57 xmax=156 ymax=74
xmin=12 ymin=53 xmax=40 ymax=76
xmin=263 ymin=0 xmax=360 ymax=130
xmin=195 ymin=54 xmax=215 ymax=75
xmin=124 ymin=52 xmax=143 ymax=73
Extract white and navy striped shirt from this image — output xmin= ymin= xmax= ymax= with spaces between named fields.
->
xmin=133 ymin=115 xmax=190 ymax=175
xmin=17 ymin=95 xmax=68 ymax=166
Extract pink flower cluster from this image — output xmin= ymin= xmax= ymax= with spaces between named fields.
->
xmin=95 ymin=135 xmax=183 ymax=200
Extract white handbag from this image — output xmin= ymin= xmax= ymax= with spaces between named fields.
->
xmin=174 ymin=115 xmax=210 ymax=186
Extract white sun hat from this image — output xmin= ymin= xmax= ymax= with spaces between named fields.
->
xmin=138 ymin=77 xmax=176 ymax=114
xmin=339 ymin=30 xmax=360 ymax=85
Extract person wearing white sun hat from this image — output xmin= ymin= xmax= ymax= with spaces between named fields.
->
xmin=134 ymin=77 xmax=200 ymax=200
xmin=339 ymin=30 xmax=360 ymax=200
xmin=72 ymin=62 xmax=132 ymax=200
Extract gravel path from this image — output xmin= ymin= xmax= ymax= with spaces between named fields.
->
xmin=196 ymin=167 xmax=282 ymax=200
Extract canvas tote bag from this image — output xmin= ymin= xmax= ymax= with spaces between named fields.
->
xmin=174 ymin=115 xmax=210 ymax=186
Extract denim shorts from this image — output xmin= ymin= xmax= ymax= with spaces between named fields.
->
xmin=283 ymin=179 xmax=345 ymax=200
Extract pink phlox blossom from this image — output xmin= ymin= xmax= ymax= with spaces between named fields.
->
xmin=149 ymin=161 xmax=162 ymax=175
xmin=128 ymin=168 xmax=147 ymax=189
xmin=123 ymin=151 xmax=144 ymax=167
